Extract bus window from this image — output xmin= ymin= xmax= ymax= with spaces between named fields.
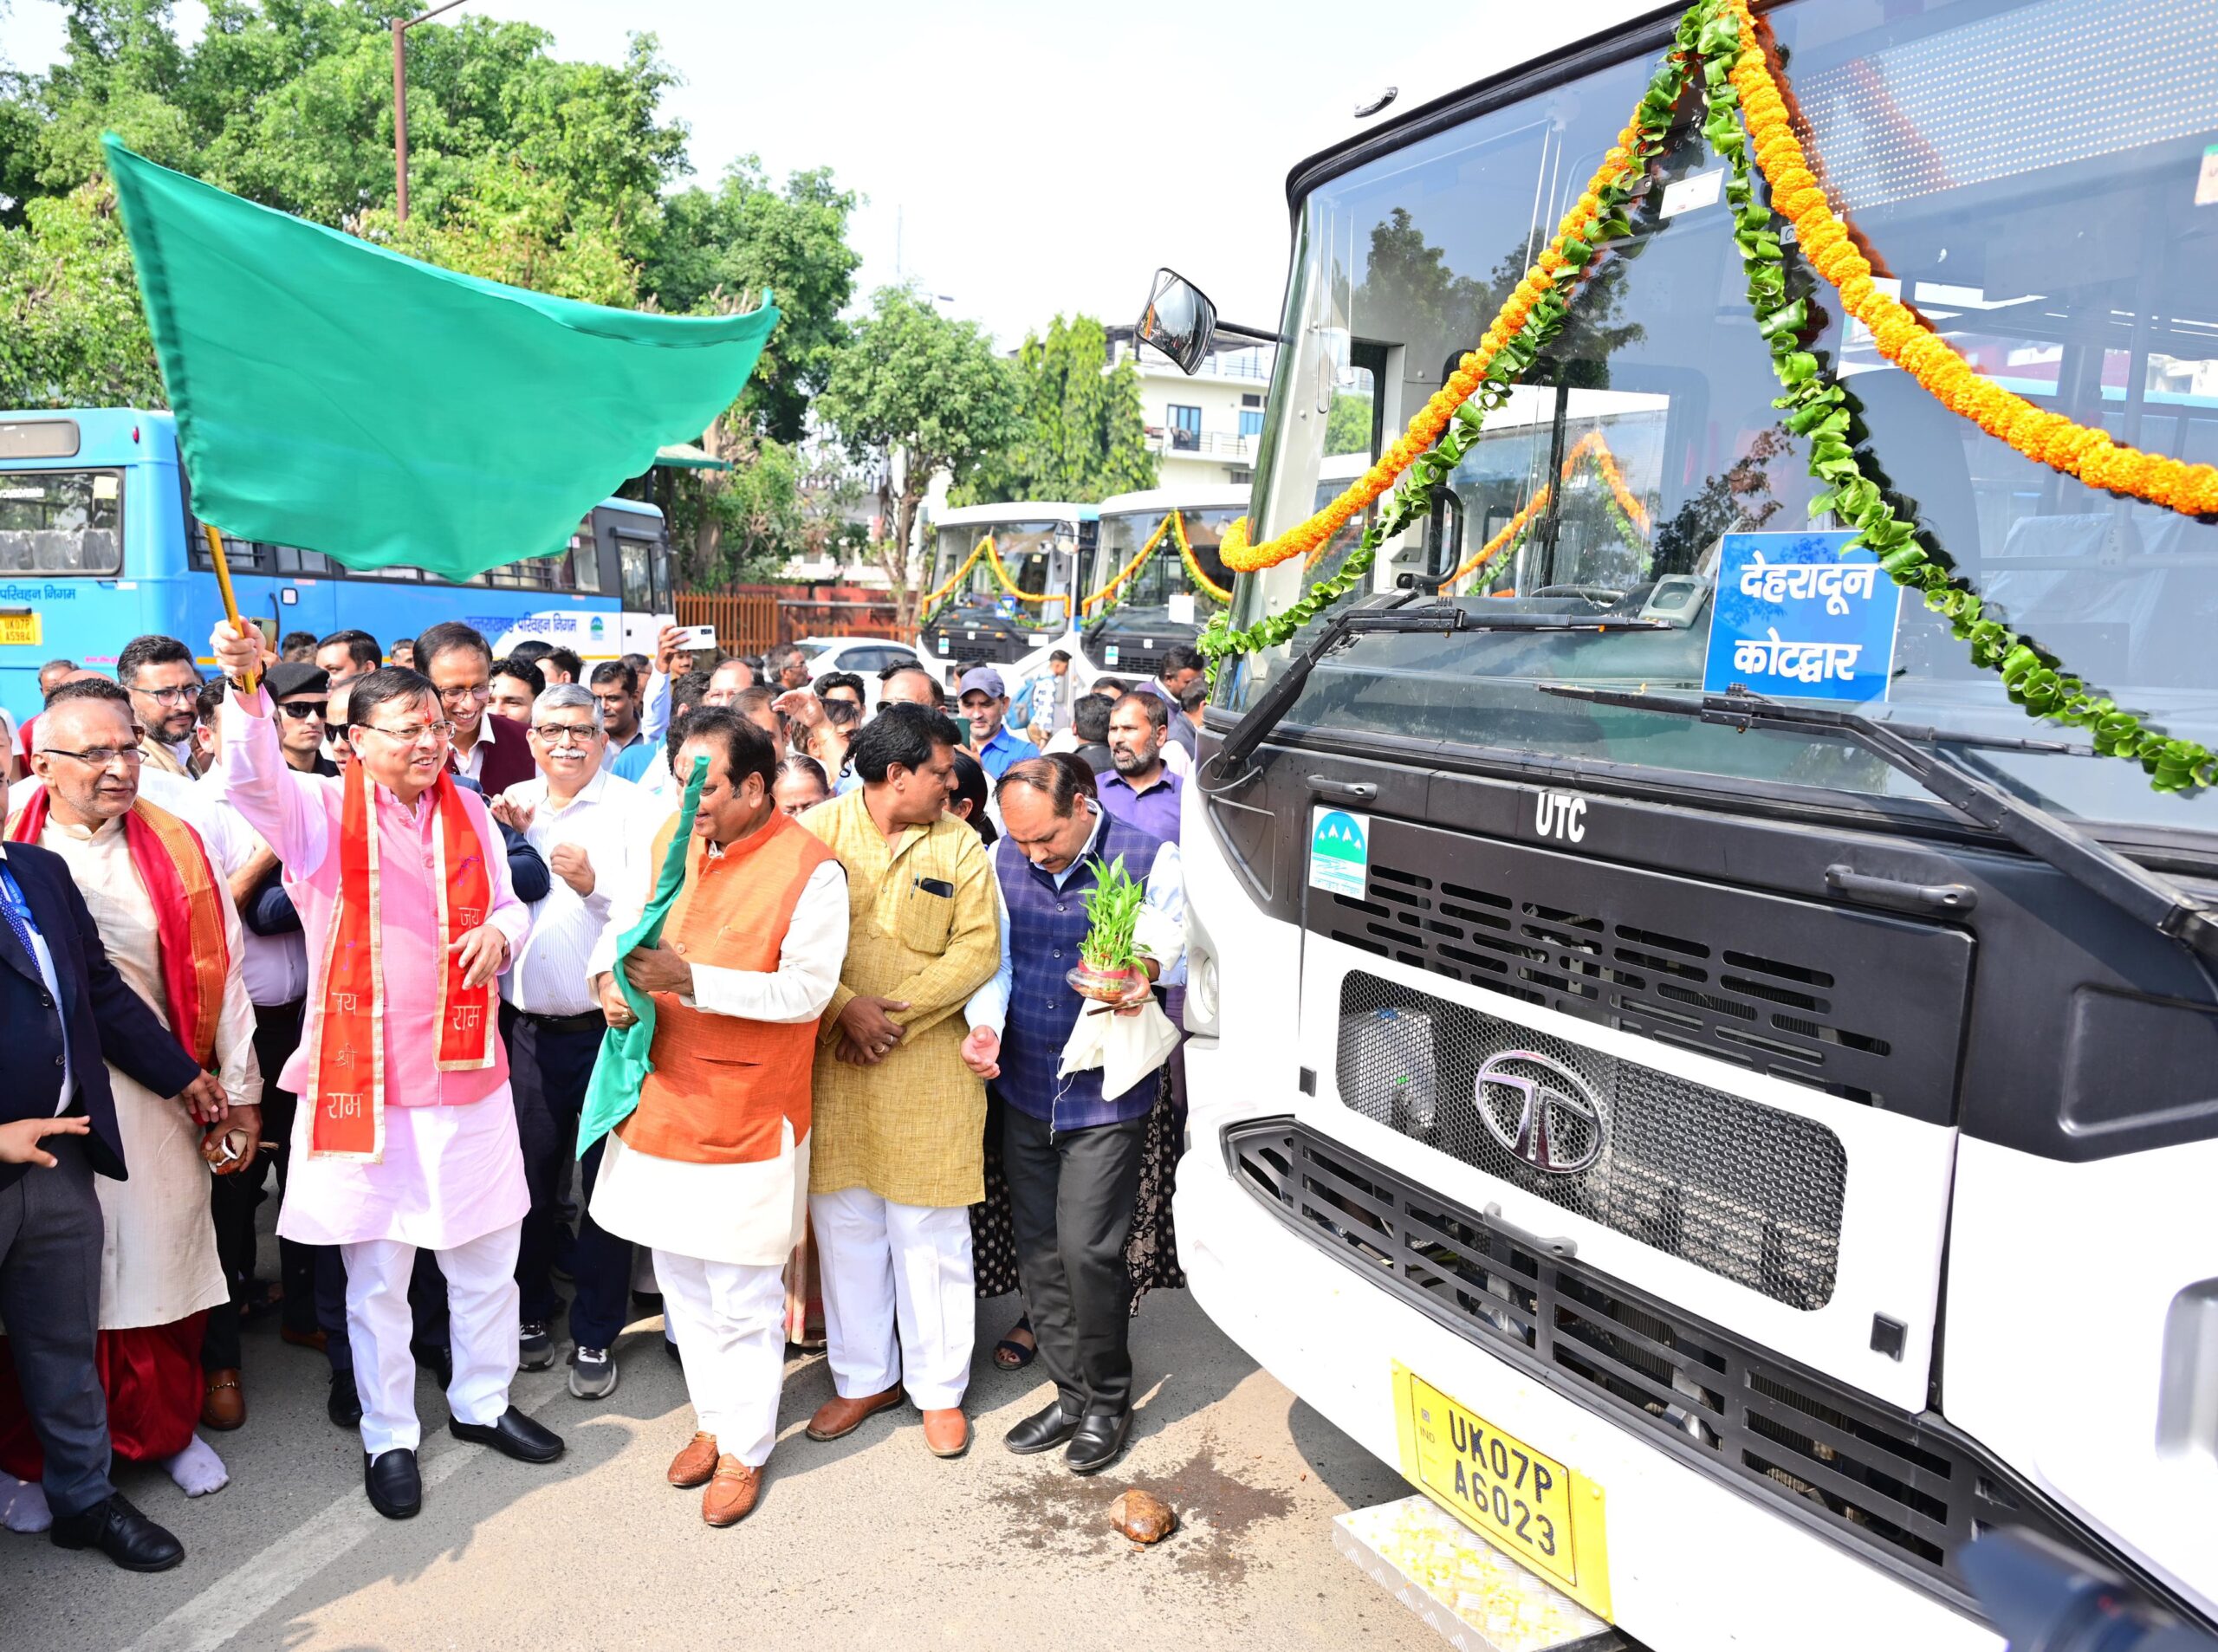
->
xmin=567 ymin=529 xmax=601 ymax=594
xmin=0 ymin=470 xmax=123 ymax=575
xmin=617 ymin=533 xmax=653 ymax=613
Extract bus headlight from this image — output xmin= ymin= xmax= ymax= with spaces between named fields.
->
xmin=1185 ymin=897 xmax=1220 ymax=1036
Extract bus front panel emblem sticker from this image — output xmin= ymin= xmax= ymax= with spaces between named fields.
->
xmin=1474 ymin=1051 xmax=1605 ymax=1176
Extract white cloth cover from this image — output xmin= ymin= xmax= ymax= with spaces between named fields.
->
xmin=1058 ymin=995 xmax=1180 ymax=1101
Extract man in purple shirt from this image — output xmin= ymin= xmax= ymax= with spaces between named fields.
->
xmin=1097 ymin=692 xmax=1182 ymax=845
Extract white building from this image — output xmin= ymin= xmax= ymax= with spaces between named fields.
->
xmin=1104 ymin=325 xmax=1276 ymax=489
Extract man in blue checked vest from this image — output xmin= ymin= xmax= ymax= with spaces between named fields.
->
xmin=963 ymin=757 xmax=1184 ymax=1477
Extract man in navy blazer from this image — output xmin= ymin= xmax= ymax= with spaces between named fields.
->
xmin=0 ymin=768 xmax=226 ymax=1572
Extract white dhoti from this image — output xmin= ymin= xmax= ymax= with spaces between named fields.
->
xmin=591 ymin=1124 xmax=808 ymax=1464
xmin=809 ymin=1189 xmax=975 ymax=1410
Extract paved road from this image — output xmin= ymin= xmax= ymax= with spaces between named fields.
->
xmin=3 ymin=1286 xmax=1442 ymax=1652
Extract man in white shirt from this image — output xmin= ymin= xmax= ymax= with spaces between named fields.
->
xmin=490 ymin=684 xmax=645 ymax=1399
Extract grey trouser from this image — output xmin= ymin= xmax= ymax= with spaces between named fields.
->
xmin=0 ymin=1137 xmax=113 ymax=1517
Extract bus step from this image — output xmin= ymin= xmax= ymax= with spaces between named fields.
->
xmin=1333 ymin=1495 xmax=1622 ymax=1652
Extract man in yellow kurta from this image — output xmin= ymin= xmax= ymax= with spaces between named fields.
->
xmin=801 ymin=705 xmax=999 ymax=1459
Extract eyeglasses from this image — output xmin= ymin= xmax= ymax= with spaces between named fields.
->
xmin=360 ymin=720 xmax=455 ymax=746
xmin=532 ymin=723 xmax=600 ymax=747
xmin=436 ymin=682 xmax=490 ymax=704
xmin=133 ymin=684 xmax=198 ymax=705
xmin=276 ymin=702 xmax=326 ymax=722
xmin=37 ymin=745 xmax=145 ymax=768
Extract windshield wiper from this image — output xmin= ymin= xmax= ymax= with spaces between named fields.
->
xmin=1214 ymin=597 xmax=1668 ymax=775
xmin=1540 ymin=683 xmax=2218 ymax=961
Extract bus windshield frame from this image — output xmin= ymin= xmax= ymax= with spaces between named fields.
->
xmin=1226 ymin=0 xmax=2218 ymax=840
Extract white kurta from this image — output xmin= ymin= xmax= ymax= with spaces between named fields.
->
xmin=38 ymin=813 xmax=259 ymax=1331
xmin=587 ymin=853 xmax=848 ymax=1268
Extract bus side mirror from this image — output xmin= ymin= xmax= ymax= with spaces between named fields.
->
xmin=1137 ymin=269 xmax=1218 ymax=375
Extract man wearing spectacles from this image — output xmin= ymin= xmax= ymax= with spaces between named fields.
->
xmin=211 ymin=623 xmax=557 ymax=1521
xmin=416 ymin=622 xmax=535 ymax=796
xmin=117 ymin=636 xmax=205 ymax=780
xmin=5 ymin=677 xmax=257 ymax=1516
xmin=488 ymin=685 xmax=645 ymax=1400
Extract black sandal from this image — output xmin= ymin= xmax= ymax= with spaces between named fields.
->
xmin=992 ymin=1314 xmax=1036 ymax=1370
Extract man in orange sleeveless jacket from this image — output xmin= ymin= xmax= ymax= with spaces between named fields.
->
xmin=587 ymin=709 xmax=847 ymax=1527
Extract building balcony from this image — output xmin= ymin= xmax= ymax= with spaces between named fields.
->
xmin=1145 ymin=427 xmax=1255 ymax=458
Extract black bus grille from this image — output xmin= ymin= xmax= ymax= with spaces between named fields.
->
xmin=1335 ymin=971 xmax=1846 ymax=1310
xmin=1309 ymin=819 xmax=1974 ymax=1124
xmin=1225 ymin=1117 xmax=2138 ymax=1620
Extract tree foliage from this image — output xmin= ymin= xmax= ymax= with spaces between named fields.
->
xmin=0 ymin=0 xmax=868 ymax=587
xmin=818 ymin=287 xmax=1017 ymax=623
xmin=956 ymin=314 xmax=1155 ymax=507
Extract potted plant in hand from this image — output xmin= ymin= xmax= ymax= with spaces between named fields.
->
xmin=1067 ymin=855 xmax=1151 ymax=1001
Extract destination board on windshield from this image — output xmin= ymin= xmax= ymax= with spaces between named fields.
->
xmin=1702 ymin=529 xmax=1901 ymax=703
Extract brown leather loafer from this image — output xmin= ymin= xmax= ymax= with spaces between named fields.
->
xmin=201 ymin=1370 xmax=244 ymax=1431
xmin=702 ymin=1456 xmax=761 ymax=1527
xmin=805 ymin=1384 xmax=904 ymax=1441
xmin=666 ymin=1432 xmax=719 ymax=1488
xmin=279 ymin=1325 xmax=328 ymax=1354
xmin=921 ymin=1407 xmax=970 ymax=1458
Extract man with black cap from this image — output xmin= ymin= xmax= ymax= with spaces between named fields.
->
xmin=956 ymin=667 xmax=1039 ymax=781
xmin=191 ymin=660 xmax=340 ymax=1423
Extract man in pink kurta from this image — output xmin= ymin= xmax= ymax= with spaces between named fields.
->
xmin=212 ymin=622 xmax=561 ymax=1519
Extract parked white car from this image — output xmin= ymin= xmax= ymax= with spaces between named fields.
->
xmin=789 ymin=635 xmax=943 ymax=705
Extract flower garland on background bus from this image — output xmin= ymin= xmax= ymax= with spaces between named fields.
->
xmin=1082 ymin=510 xmax=1235 ymax=614
xmin=1435 ymin=428 xmax=1652 ymax=593
xmin=1202 ymin=0 xmax=2218 ymax=793
xmin=918 ymin=533 xmax=1070 ymax=632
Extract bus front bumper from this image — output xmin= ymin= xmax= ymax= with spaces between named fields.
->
xmin=1171 ymin=1083 xmax=1999 ymax=1651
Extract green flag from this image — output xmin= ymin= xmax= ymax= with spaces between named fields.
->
xmin=577 ymin=755 xmax=709 ymax=1158
xmin=102 ymin=135 xmax=779 ymax=580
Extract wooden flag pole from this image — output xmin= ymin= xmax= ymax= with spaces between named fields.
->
xmin=202 ymin=523 xmax=259 ymax=695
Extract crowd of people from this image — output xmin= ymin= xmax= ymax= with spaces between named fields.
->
xmin=0 ymin=618 xmax=1210 ymax=1567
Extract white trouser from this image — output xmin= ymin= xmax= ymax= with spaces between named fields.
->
xmin=809 ymin=1189 xmax=975 ymax=1410
xmin=654 ymin=1251 xmax=788 ymax=1468
xmin=342 ymin=1223 xmax=521 ymax=1457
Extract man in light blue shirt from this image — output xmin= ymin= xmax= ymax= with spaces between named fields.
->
xmin=957 ymin=667 xmax=1040 ymax=781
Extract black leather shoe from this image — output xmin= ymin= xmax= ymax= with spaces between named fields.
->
xmin=411 ymin=1339 xmax=454 ymax=1389
xmin=50 ymin=1493 xmax=184 ymax=1571
xmin=1065 ymin=1409 xmax=1133 ymax=1475
xmin=449 ymin=1405 xmax=564 ymax=1464
xmin=1003 ymin=1398 xmax=1085 ymax=1455
xmin=364 ymin=1448 xmax=421 ymax=1519
xmin=328 ymin=1369 xmax=364 ymax=1429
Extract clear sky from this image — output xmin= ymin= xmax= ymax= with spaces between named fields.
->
xmin=0 ymin=0 xmax=1423 ymax=347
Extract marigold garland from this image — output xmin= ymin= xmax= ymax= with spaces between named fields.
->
xmin=1081 ymin=517 xmax=1171 ymax=614
xmin=1436 ymin=428 xmax=1651 ymax=592
xmin=1172 ymin=512 xmax=1235 ymax=603
xmin=1718 ymin=0 xmax=2217 ymax=518
xmin=918 ymin=533 xmax=1069 ymax=630
xmin=1206 ymin=0 xmax=2218 ymax=792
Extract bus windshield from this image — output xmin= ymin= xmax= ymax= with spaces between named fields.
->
xmin=933 ymin=520 xmax=1071 ymax=616
xmin=0 ymin=469 xmax=123 ymax=575
xmin=1089 ymin=506 xmax=1243 ymax=616
xmin=1231 ymin=0 xmax=2218 ymax=834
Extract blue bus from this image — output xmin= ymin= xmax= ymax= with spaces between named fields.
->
xmin=0 ymin=407 xmax=675 ymax=724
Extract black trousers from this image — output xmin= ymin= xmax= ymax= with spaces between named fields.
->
xmin=1002 ymin=1105 xmax=1147 ymax=1416
xmin=504 ymin=1004 xmax=631 ymax=1346
xmin=0 ymin=1137 xmax=111 ymax=1517
xmin=204 ymin=998 xmax=319 ymax=1370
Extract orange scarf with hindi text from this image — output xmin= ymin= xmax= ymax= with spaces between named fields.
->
xmin=307 ymin=761 xmax=496 ymax=1160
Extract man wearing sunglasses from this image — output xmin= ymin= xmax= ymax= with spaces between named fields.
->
xmin=117 ymin=635 xmax=205 ymax=780
xmin=487 ymin=686 xmax=645 ymax=1400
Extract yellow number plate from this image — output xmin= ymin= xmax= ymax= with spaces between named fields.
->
xmin=1392 ymin=1363 xmax=1612 ymax=1618
xmin=0 ymin=612 xmax=40 ymax=646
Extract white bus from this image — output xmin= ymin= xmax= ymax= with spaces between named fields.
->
xmin=1080 ymin=485 xmax=1247 ymax=678
xmin=1154 ymin=0 xmax=2218 ymax=1646
xmin=918 ymin=501 xmax=1093 ymax=684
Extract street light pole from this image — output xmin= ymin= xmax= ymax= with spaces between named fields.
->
xmin=392 ymin=0 xmax=474 ymax=225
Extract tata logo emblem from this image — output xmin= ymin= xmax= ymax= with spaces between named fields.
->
xmin=1474 ymin=1050 xmax=1605 ymax=1175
